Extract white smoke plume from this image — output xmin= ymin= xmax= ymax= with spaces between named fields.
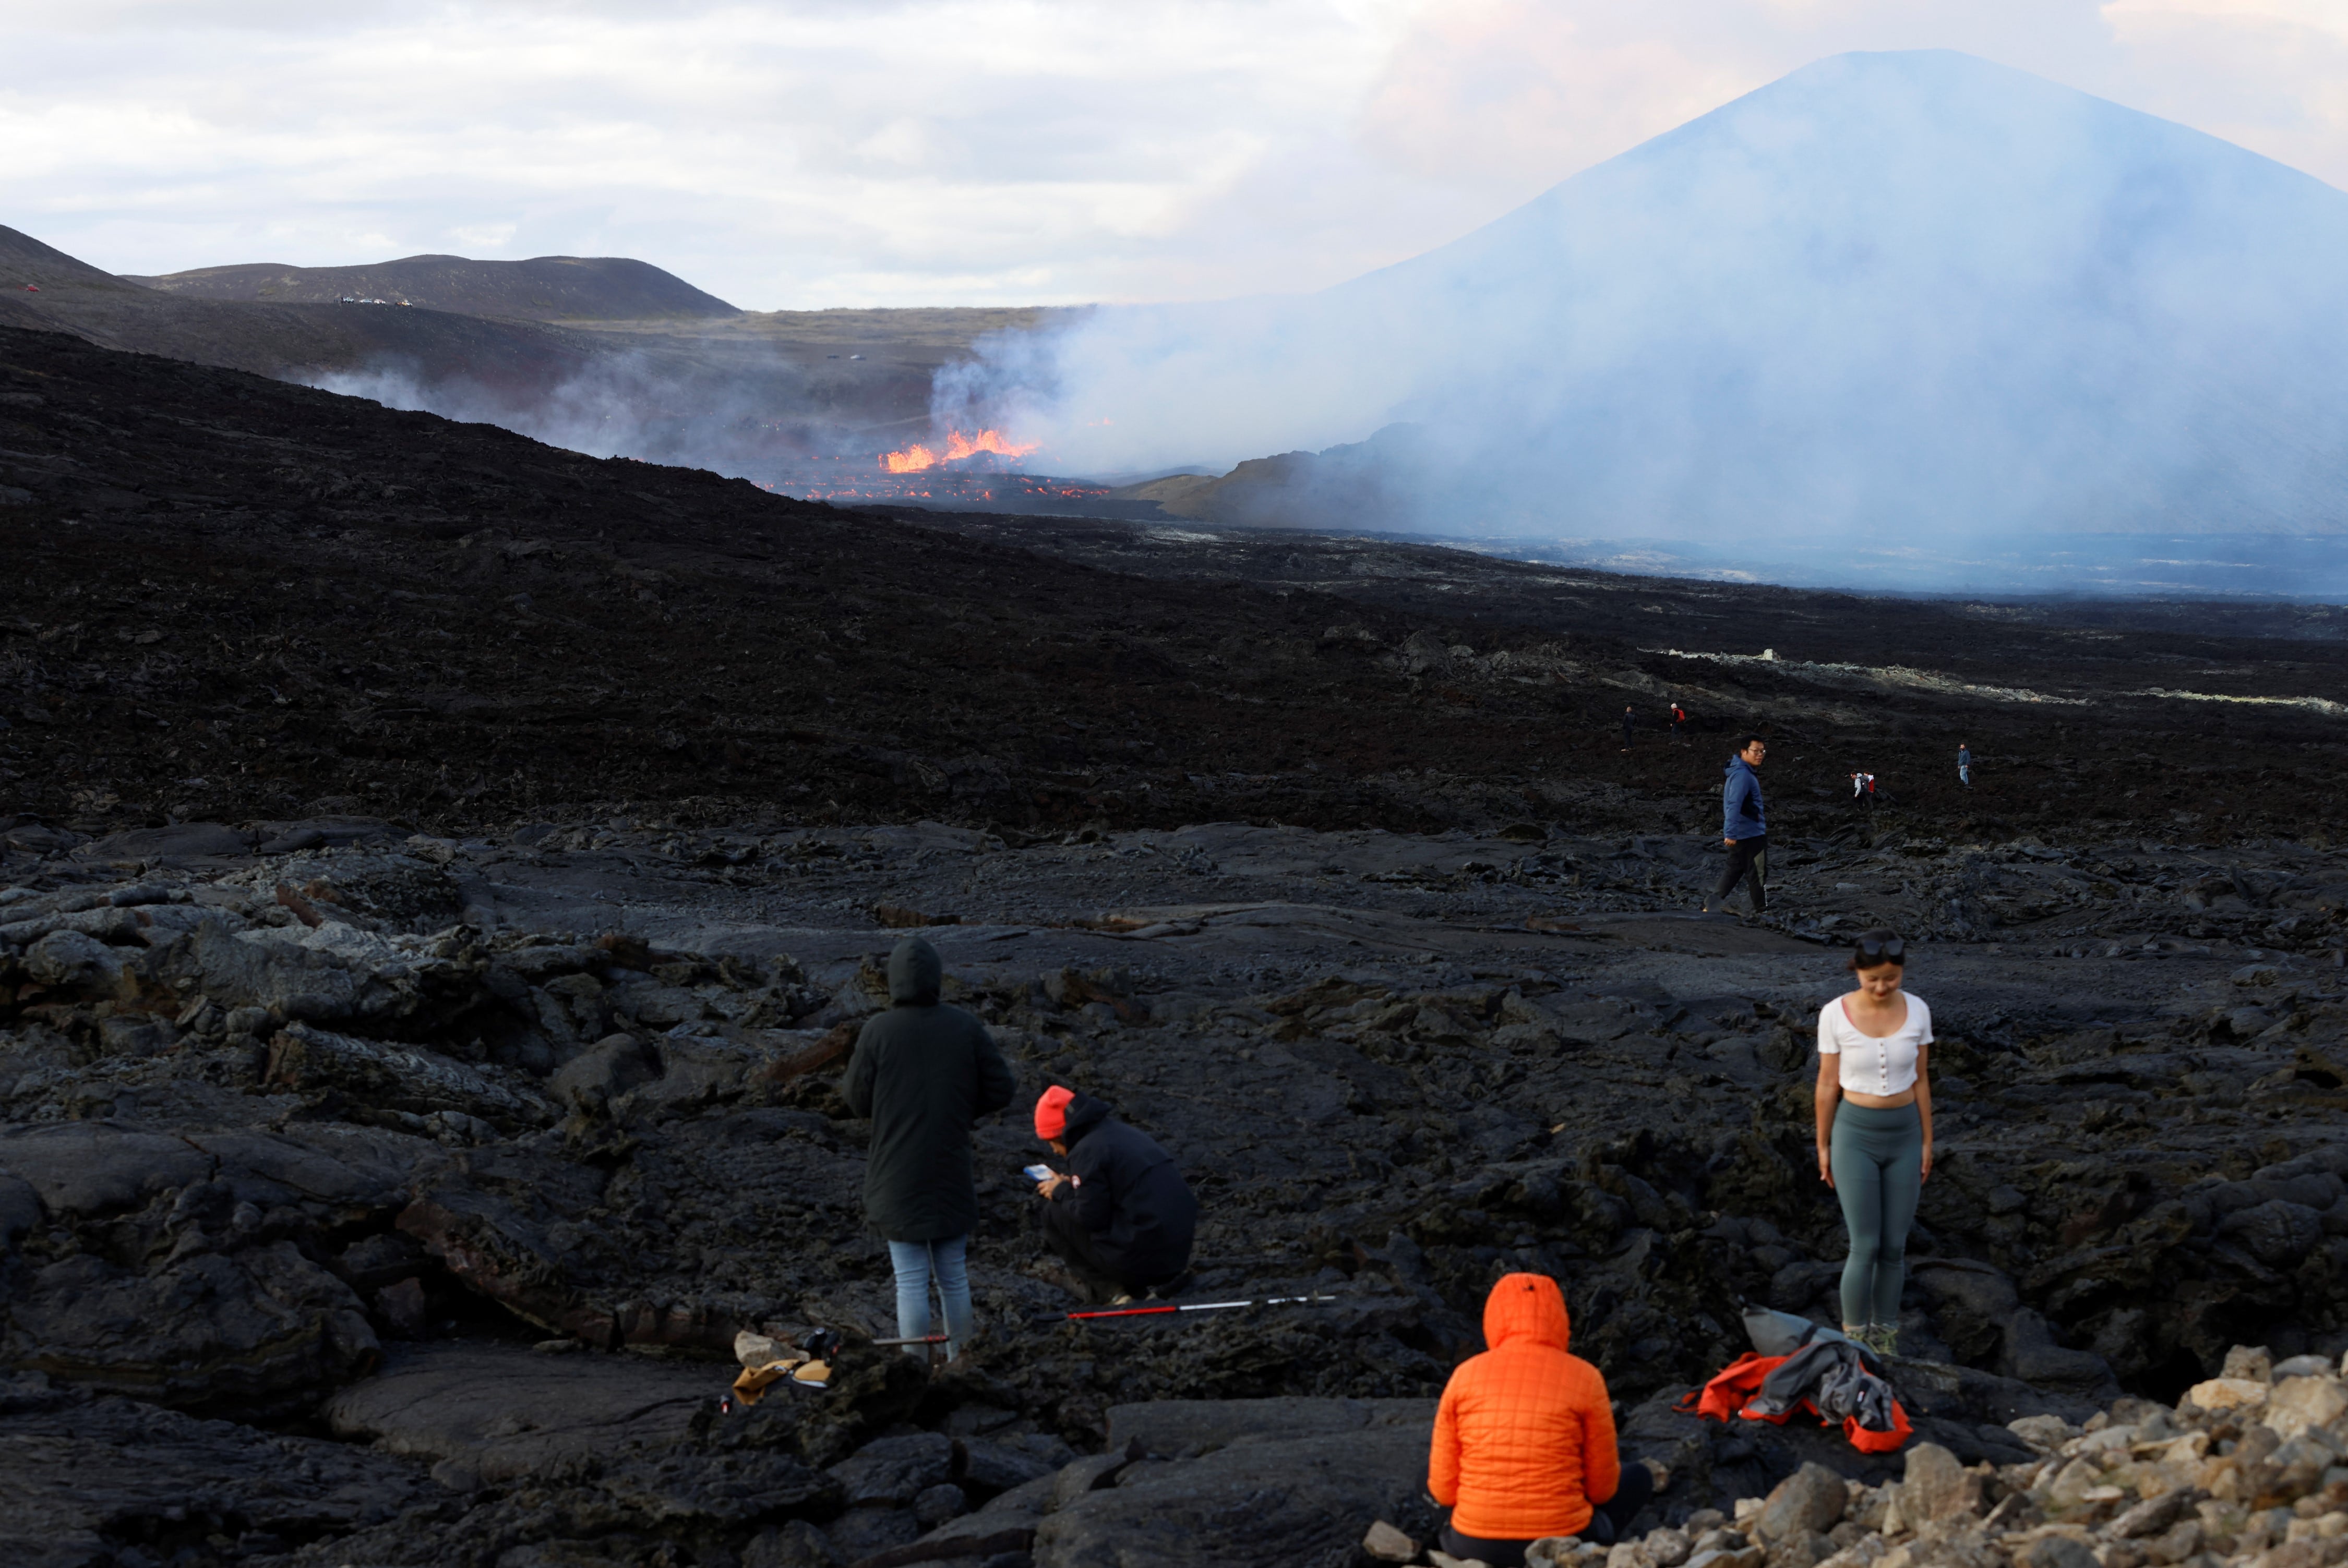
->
xmin=935 ymin=51 xmax=2348 ymax=593
xmin=307 ymin=338 xmax=851 ymax=481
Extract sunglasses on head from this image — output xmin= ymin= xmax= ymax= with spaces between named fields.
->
xmin=1855 ymin=937 xmax=1906 ymax=964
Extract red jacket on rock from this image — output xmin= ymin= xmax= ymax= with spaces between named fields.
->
xmin=1429 ymin=1273 xmax=1621 ymax=1541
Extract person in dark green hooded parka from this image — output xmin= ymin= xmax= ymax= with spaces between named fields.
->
xmin=842 ymin=935 xmax=1016 ymax=1357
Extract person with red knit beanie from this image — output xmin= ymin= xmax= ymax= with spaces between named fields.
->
xmin=1031 ymin=1085 xmax=1196 ymax=1304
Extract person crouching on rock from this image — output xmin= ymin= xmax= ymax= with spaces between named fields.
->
xmin=1430 ymin=1273 xmax=1655 ymax=1568
xmin=842 ymin=935 xmax=1016 ymax=1359
xmin=1031 ymin=1085 xmax=1197 ymax=1305
xmin=1814 ymin=927 xmax=1933 ymax=1358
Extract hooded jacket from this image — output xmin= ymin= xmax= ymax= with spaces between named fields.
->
xmin=1722 ymin=755 xmax=1766 ymax=840
xmin=1046 ymin=1090 xmax=1197 ymax=1284
xmin=1429 ymin=1273 xmax=1621 ymax=1541
xmin=841 ymin=936 xmax=1016 ymax=1243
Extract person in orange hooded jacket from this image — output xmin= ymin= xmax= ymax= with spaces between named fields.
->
xmin=1429 ymin=1273 xmax=1654 ymax=1567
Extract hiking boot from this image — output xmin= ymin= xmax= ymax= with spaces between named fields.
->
xmin=1147 ymin=1271 xmax=1194 ymax=1301
xmin=1107 ymin=1292 xmax=1135 ymax=1307
xmin=1860 ymin=1324 xmax=1899 ymax=1358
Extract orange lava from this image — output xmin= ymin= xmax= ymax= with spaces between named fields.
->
xmin=880 ymin=428 xmax=1038 ymax=473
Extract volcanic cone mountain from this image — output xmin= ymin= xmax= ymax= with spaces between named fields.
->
xmin=1005 ymin=50 xmax=2348 ymax=583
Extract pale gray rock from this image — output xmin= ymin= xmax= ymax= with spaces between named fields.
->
xmin=1752 ymin=1462 xmax=1847 ymax=1543
xmin=1897 ymin=1443 xmax=1980 ymax=1525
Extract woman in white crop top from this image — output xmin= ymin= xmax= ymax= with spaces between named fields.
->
xmin=1813 ymin=927 xmax=1933 ymax=1358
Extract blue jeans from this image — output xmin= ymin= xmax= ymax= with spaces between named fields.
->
xmin=887 ymin=1236 xmax=973 ymax=1358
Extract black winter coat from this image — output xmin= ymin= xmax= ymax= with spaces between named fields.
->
xmin=1048 ymin=1091 xmax=1197 ymax=1282
xmin=842 ymin=937 xmax=1016 ymax=1242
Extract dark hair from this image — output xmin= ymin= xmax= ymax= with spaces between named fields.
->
xmin=1849 ymin=928 xmax=1906 ymax=971
xmin=1735 ymin=733 xmax=1767 ymax=752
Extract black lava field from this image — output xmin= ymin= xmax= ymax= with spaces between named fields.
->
xmin=5 ymin=324 xmax=2348 ymax=1568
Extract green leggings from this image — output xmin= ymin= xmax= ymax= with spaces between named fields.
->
xmin=1831 ymin=1101 xmax=1922 ymax=1328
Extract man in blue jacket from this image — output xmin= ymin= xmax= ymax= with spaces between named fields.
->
xmin=1706 ymin=733 xmax=1769 ymax=915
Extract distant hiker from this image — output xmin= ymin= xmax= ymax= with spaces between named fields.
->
xmin=1704 ymin=734 xmax=1767 ymax=915
xmin=1851 ymin=771 xmax=1865 ymax=801
xmin=1429 ymin=1273 xmax=1657 ymax=1567
xmin=1032 ymin=1086 xmax=1197 ymax=1305
xmin=1815 ymin=929 xmax=1933 ymax=1358
xmin=1670 ymin=702 xmax=1687 ymax=742
xmin=1621 ymin=705 xmax=1636 ymax=752
xmin=842 ymin=935 xmax=1017 ymax=1359
xmin=1957 ymin=743 xmax=1972 ymax=789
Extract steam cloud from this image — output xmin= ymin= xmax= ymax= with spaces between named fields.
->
xmin=938 ymin=50 xmax=2348 ymax=594
xmin=307 ymin=339 xmax=844 ymax=483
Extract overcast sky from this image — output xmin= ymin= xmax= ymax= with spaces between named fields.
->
xmin=5 ymin=1 xmax=2345 ymax=309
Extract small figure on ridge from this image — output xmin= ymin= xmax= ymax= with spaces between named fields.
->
xmin=1705 ymin=733 xmax=1768 ymax=916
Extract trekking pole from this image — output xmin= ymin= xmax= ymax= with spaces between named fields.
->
xmin=1029 ymin=1293 xmax=1337 ymax=1325
xmin=870 ymin=1334 xmax=954 ymax=1347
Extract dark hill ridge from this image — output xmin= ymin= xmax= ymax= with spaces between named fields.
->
xmin=0 ymin=223 xmax=601 ymax=390
xmin=0 ymin=223 xmax=150 ymax=295
xmin=125 ymin=251 xmax=742 ymax=322
xmin=2 ymin=321 xmax=2347 ymax=850
xmin=0 ymin=320 xmax=1596 ymax=840
xmin=0 ymin=225 xmax=1037 ymax=462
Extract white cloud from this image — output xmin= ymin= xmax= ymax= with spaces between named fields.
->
xmin=0 ymin=0 xmax=2342 ymax=307
xmin=2102 ymin=1 xmax=2348 ymax=178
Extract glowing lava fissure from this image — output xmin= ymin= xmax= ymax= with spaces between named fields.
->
xmin=880 ymin=428 xmax=1039 ymax=473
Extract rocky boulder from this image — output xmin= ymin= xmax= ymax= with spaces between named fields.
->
xmin=0 ymin=1371 xmax=427 ymax=1568
xmin=4 ymin=1241 xmax=380 ymax=1418
xmin=1036 ymin=1424 xmax=1434 ymax=1566
xmin=324 ymin=1343 xmax=732 ymax=1482
xmin=1751 ymin=1462 xmax=1846 ymax=1542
